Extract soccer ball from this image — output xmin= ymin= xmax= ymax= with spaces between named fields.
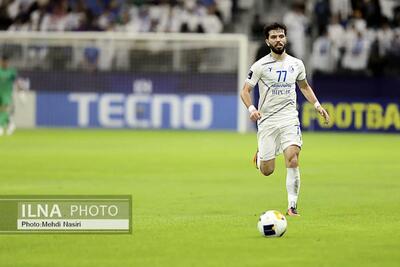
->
xmin=257 ymin=210 xmax=287 ymax=237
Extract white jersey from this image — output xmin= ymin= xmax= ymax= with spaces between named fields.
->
xmin=246 ymin=53 xmax=306 ymax=126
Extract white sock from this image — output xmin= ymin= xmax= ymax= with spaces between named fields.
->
xmin=257 ymin=152 xmax=261 ymax=169
xmin=286 ymin=167 xmax=300 ymax=209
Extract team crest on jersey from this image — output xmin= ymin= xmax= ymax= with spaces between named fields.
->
xmin=247 ymin=70 xmax=253 ymax=79
xmin=268 ymin=67 xmax=272 ymax=72
xmin=289 ymin=65 xmax=295 ymax=73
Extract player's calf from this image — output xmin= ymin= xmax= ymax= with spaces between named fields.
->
xmin=287 ymin=156 xmax=298 ymax=168
xmin=284 ymin=145 xmax=300 ymax=168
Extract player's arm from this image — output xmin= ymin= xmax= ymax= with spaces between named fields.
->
xmin=240 ymin=82 xmax=261 ymax=122
xmin=297 ymin=79 xmax=330 ymax=124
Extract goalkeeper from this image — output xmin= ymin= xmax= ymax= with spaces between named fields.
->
xmin=0 ymin=55 xmax=18 ymax=135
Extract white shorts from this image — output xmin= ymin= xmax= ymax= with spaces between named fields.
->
xmin=257 ymin=122 xmax=302 ymax=161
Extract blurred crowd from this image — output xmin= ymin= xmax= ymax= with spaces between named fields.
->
xmin=303 ymin=0 xmax=399 ymax=76
xmin=0 ymin=0 xmax=233 ymax=33
xmin=251 ymin=0 xmax=400 ymax=76
xmin=1 ymin=0 xmax=400 ymax=76
xmin=311 ymin=0 xmax=400 ymax=76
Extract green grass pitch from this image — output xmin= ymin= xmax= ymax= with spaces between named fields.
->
xmin=0 ymin=129 xmax=399 ymax=266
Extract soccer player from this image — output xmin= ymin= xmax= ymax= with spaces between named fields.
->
xmin=240 ymin=23 xmax=330 ymax=216
xmin=0 ymin=55 xmax=18 ymax=136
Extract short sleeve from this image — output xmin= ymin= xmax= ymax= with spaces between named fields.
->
xmin=245 ymin=62 xmax=261 ymax=87
xmin=296 ymin=60 xmax=306 ymax=81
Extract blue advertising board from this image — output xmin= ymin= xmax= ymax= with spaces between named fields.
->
xmin=36 ymin=92 xmax=238 ymax=130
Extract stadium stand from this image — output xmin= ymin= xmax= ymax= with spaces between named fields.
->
xmin=1 ymin=0 xmax=399 ymax=75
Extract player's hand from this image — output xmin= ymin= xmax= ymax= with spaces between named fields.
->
xmin=316 ymin=106 xmax=330 ymax=124
xmin=250 ymin=110 xmax=262 ymax=122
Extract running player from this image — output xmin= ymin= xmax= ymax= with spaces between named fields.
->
xmin=240 ymin=23 xmax=330 ymax=216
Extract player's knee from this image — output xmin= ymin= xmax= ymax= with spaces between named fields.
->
xmin=260 ymin=166 xmax=274 ymax=176
xmin=288 ymin=155 xmax=299 ymax=168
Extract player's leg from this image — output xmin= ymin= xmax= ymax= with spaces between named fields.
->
xmin=0 ymin=104 xmax=10 ymax=123
xmin=284 ymin=145 xmax=300 ymax=168
xmin=283 ymin=145 xmax=301 ymax=216
xmin=253 ymin=150 xmax=275 ymax=175
xmin=0 ymin=94 xmax=12 ymax=126
xmin=0 ymin=107 xmax=5 ymax=136
xmin=259 ymin=159 xmax=275 ymax=176
xmin=256 ymin=126 xmax=279 ymax=176
xmin=281 ymin=123 xmax=303 ymax=216
xmin=6 ymin=103 xmax=16 ymax=135
xmin=0 ymin=97 xmax=9 ymax=135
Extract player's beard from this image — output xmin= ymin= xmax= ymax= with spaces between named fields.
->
xmin=270 ymin=43 xmax=286 ymax=55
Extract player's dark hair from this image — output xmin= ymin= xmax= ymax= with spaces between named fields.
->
xmin=1 ymin=54 xmax=9 ymax=61
xmin=264 ymin=23 xmax=287 ymax=39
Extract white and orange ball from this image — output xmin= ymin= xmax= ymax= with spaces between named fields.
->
xmin=257 ymin=210 xmax=287 ymax=237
